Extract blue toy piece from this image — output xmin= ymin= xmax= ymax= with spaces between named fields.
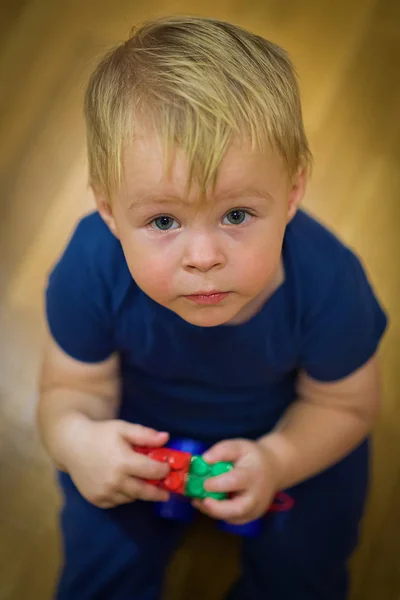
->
xmin=155 ymin=491 xmax=196 ymax=523
xmin=155 ymin=439 xmax=208 ymax=523
xmin=217 ymin=518 xmax=263 ymax=538
xmin=168 ymin=438 xmax=208 ymax=455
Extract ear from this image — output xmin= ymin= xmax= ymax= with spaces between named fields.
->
xmin=287 ymin=166 xmax=308 ymax=222
xmin=91 ymin=185 xmax=119 ymax=238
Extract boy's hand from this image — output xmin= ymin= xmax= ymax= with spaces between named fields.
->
xmin=193 ymin=439 xmax=280 ymax=524
xmin=63 ymin=419 xmax=171 ymax=508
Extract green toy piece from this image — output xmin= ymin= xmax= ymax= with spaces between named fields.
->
xmin=184 ymin=455 xmax=233 ymax=500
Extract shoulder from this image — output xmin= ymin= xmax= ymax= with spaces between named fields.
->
xmin=68 ymin=210 xmax=121 ymax=266
xmin=285 ymin=208 xmax=351 ymax=291
xmin=48 ymin=210 xmax=134 ymax=312
xmin=284 ymin=207 xmax=387 ymax=336
xmin=45 ymin=211 xmax=136 ymax=362
xmin=284 ymin=208 xmax=368 ymax=317
xmin=285 ymin=210 xmax=387 ymax=380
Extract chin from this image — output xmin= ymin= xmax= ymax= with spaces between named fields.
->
xmin=175 ymin=306 xmax=239 ymax=328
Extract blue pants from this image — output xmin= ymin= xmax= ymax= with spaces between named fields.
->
xmin=55 ymin=441 xmax=369 ymax=600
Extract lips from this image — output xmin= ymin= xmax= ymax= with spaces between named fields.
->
xmin=184 ymin=292 xmax=229 ymax=305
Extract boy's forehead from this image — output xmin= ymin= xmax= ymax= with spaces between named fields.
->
xmin=121 ymin=133 xmax=284 ymax=203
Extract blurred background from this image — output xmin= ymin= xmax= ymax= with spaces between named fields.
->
xmin=0 ymin=0 xmax=399 ymax=599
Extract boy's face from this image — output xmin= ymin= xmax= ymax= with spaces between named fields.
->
xmin=96 ymin=133 xmax=306 ymax=327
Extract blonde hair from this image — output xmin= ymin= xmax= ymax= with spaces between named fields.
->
xmin=84 ymin=15 xmax=312 ymax=200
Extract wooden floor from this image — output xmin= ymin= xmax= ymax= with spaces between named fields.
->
xmin=0 ymin=1 xmax=399 ymax=599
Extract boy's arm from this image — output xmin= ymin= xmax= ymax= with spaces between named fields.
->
xmin=37 ymin=333 xmax=121 ymax=470
xmin=37 ymin=333 xmax=172 ymax=506
xmin=260 ymin=353 xmax=381 ymax=489
xmin=194 ymin=354 xmax=381 ymax=524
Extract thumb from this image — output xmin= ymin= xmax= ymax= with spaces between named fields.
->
xmin=119 ymin=422 xmax=169 ymax=447
xmin=202 ymin=439 xmax=244 ymax=464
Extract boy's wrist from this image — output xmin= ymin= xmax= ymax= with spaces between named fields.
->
xmin=258 ymin=432 xmax=298 ymax=491
xmin=50 ymin=412 xmax=94 ymax=471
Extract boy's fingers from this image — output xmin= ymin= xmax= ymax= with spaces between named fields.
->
xmin=134 ymin=482 xmax=170 ymax=503
xmin=120 ymin=422 xmax=169 ymax=447
xmin=113 ymin=492 xmax=135 ymax=506
xmin=203 ymin=467 xmax=247 ymax=493
xmin=95 ymin=492 xmax=133 ymax=509
xmin=202 ymin=439 xmax=244 ymax=464
xmin=125 ymin=451 xmax=170 ymax=480
xmin=194 ymin=495 xmax=250 ymax=521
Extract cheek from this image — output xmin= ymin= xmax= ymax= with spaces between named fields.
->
xmin=235 ymin=227 xmax=284 ymax=289
xmin=238 ymin=252 xmax=278 ymax=292
xmin=121 ymin=237 xmax=176 ymax=301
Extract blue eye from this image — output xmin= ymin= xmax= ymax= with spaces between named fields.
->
xmin=150 ymin=216 xmax=180 ymax=231
xmin=222 ymin=210 xmax=251 ymax=225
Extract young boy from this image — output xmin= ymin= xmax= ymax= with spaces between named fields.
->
xmin=38 ymin=15 xmax=388 ymax=600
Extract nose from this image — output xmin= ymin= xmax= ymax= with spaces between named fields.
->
xmin=182 ymin=230 xmax=226 ymax=273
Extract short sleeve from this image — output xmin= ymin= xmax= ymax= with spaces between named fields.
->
xmin=299 ymin=249 xmax=388 ymax=381
xmin=45 ymin=218 xmax=114 ymax=363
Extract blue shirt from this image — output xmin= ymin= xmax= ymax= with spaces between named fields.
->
xmin=46 ymin=209 xmax=387 ymax=444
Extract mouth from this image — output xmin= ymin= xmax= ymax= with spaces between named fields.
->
xmin=183 ymin=291 xmax=230 ymax=305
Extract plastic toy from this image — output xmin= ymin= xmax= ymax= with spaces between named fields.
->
xmin=134 ymin=438 xmax=295 ymax=538
xmin=134 ymin=445 xmax=233 ymax=500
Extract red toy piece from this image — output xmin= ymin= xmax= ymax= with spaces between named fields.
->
xmin=133 ymin=446 xmax=191 ymax=494
xmin=269 ymin=491 xmax=295 ymax=513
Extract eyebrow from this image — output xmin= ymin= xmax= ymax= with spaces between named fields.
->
xmin=128 ymin=187 xmax=273 ymax=209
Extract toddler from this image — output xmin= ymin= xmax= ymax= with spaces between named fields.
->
xmin=38 ymin=15 xmax=388 ymax=600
